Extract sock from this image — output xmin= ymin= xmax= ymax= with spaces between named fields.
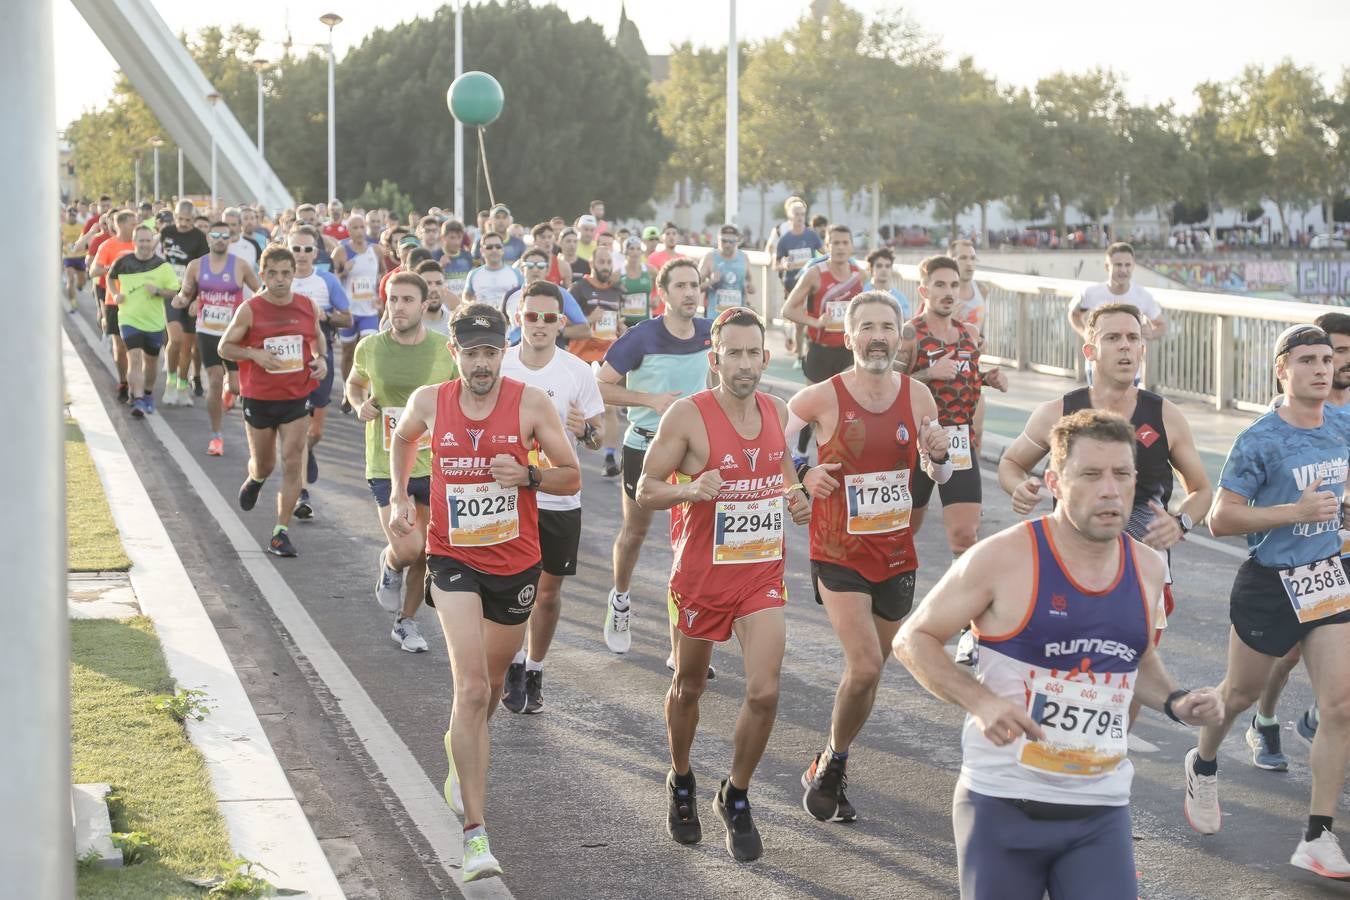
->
xmin=721 ymin=780 xmax=748 ymax=805
xmin=512 ymin=650 xmax=526 ymax=665
xmin=272 ymin=524 xmax=287 ymax=537
xmin=1255 ymin=712 xmax=1279 ymax=728
xmin=210 ymin=432 xmax=221 ymax=440
xmin=671 ymin=768 xmax=695 ymax=790
xmin=612 ymin=590 xmax=630 ymax=611
xmin=1191 ymin=753 xmax=1217 ymax=777
xmin=828 ymin=743 xmax=848 ymax=763
xmin=144 ymin=390 xmax=153 ymax=398
xmin=1307 ymin=815 xmax=1334 ymax=841
xmin=525 ymin=657 xmax=543 ymax=672
xmin=464 ymin=823 xmax=484 ymax=838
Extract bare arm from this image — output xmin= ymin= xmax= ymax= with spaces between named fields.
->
xmin=595 ymin=361 xmax=681 ymax=412
xmin=1069 ymin=301 xmax=1088 ymax=338
xmin=522 ymin=387 xmax=581 ymax=496
xmin=1209 ymin=484 xmax=1335 ymax=537
xmin=634 ymin=400 xmax=699 ymax=510
xmin=217 ymin=304 xmax=258 ymax=363
xmin=239 ymin=261 xmax=262 ymax=293
xmin=781 ymin=267 xmax=820 ymax=328
xmin=1162 ymin=402 xmax=1212 ymax=525
xmin=998 ymin=400 xmax=1057 ymax=513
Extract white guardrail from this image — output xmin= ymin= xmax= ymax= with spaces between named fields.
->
xmin=677 ymin=244 xmax=1323 ymax=413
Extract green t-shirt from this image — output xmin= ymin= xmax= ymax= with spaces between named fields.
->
xmin=353 ymin=329 xmax=459 ymax=479
xmin=109 ymin=254 xmax=180 ymax=332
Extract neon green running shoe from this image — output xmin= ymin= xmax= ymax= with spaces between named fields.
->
xmin=462 ymin=829 xmax=502 ymax=882
xmin=443 ymin=731 xmax=464 ymax=817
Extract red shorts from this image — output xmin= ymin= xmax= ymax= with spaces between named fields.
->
xmin=1153 ymin=583 xmax=1175 ymax=646
xmin=668 ymin=583 xmax=785 ymax=643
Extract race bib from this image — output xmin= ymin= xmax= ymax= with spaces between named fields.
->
xmin=350 ymin=275 xmax=376 ymax=301
xmin=446 ymin=275 xmax=468 ymax=296
xmin=594 ymin=310 xmax=618 ymax=340
xmin=825 ymin=300 xmax=848 ymax=333
xmin=1018 ymin=670 xmax=1130 ymax=777
xmin=446 ymin=482 xmax=519 ymax=547
xmin=788 ymin=248 xmax=811 ymax=264
xmin=713 ymin=289 xmax=741 ymax=314
xmin=381 ymin=406 xmax=431 ymax=453
xmin=622 ymin=292 xmax=648 ymax=318
xmin=844 ymin=470 xmax=912 ymax=535
xmin=946 ymin=424 xmax=973 ymax=471
xmin=713 ymin=497 xmax=783 ymax=564
xmin=171 ymin=263 xmax=187 ymax=280
xmin=1279 ymin=555 xmax=1350 ymax=624
xmin=262 ymin=334 xmax=305 ymax=374
xmin=199 ymin=302 xmax=233 ymax=334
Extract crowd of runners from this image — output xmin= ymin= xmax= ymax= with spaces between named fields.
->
xmin=62 ymin=194 xmax=1350 ymax=894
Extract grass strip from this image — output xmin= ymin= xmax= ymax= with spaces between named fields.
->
xmin=66 ymin=419 xmax=131 ymax=572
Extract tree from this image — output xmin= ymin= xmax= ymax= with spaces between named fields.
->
xmin=1184 ymin=81 xmax=1266 ymax=238
xmin=351 ymin=179 xmax=415 ymax=221
xmin=653 ymin=43 xmax=728 ymax=200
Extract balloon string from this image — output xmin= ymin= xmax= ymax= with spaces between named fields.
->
xmin=477 ymin=127 xmax=496 ymax=209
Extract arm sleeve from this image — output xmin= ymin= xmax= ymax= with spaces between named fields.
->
xmin=1217 ymin=436 xmax=1262 ymax=499
xmin=321 ymin=271 xmax=350 ymax=310
xmin=602 ymin=327 xmax=645 ymax=376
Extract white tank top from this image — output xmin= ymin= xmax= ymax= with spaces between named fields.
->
xmin=342 ymin=242 xmax=381 ymax=317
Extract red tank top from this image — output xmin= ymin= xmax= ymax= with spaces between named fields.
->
xmin=238 ymin=292 xmax=319 ymax=401
xmin=807 ymin=262 xmax=864 ymax=347
xmin=809 ymin=374 xmax=919 ymax=581
xmin=670 ymin=391 xmax=787 ymax=603
xmin=909 ymin=316 xmax=982 ymax=439
xmin=547 ymin=254 xmax=566 ymax=286
xmin=427 ymin=378 xmax=540 ymax=574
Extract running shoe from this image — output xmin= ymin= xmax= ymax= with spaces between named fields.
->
xmin=524 ymin=669 xmax=544 ymax=714
xmin=293 ymin=488 xmax=315 ymax=521
xmin=163 ymin=382 xmax=180 ymax=407
xmin=442 ymin=732 xmax=463 ymax=816
xmin=268 ymin=529 xmax=298 ymax=558
xmin=375 ymin=551 xmax=403 ymax=612
xmin=222 ymin=389 xmax=236 ymax=411
xmin=604 ymin=589 xmax=632 ymax=653
xmin=175 ymin=383 xmax=193 ymax=407
xmin=1245 ymin=716 xmax=1289 ymax=771
xmin=116 ymin=383 xmax=130 ymax=405
xmin=714 ymin=781 xmax=763 ymax=862
xmin=193 ymin=375 xmax=204 ymax=397
xmin=954 ymin=626 xmax=979 ymax=667
xmin=501 ymin=662 xmax=527 ymax=714
xmin=391 ymin=617 xmax=427 ymax=653
xmin=306 ymin=449 xmax=319 ymax=485
xmin=603 ymin=454 xmax=620 ymax=478
xmin=666 ymin=654 xmax=716 ymax=680
xmin=238 ymin=477 xmax=264 ymax=511
xmin=339 ymin=398 xmax=353 ymax=416
xmin=129 ymin=397 xmax=147 ymax=419
xmin=801 ymin=751 xmax=857 ymax=823
xmin=1296 ymin=704 xmax=1319 ymax=746
xmin=143 ymin=395 xmax=156 ymax=415
xmin=666 ymin=770 xmax=702 ymax=845
xmin=462 ymin=829 xmax=501 ymax=883
xmin=1291 ymin=830 xmax=1350 ymax=879
xmin=206 ymin=437 xmax=224 ymax=457
xmin=1183 ymin=747 xmax=1221 ymax=834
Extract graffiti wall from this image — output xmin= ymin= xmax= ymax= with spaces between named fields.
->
xmin=1145 ymin=259 xmax=1350 ymax=297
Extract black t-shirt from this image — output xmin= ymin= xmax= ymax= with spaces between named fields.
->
xmin=570 ymin=276 xmax=621 ymax=317
xmin=158 ymin=225 xmax=209 ymax=273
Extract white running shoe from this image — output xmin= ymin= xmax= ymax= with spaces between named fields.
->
xmin=442 ymin=732 xmax=463 ymax=817
xmin=392 ymin=617 xmax=427 ymax=653
xmin=375 ymin=550 xmax=404 ymax=612
xmin=666 ymin=653 xmax=717 ymax=680
xmin=163 ymin=382 xmax=180 ymax=407
xmin=1183 ymin=747 xmax=1221 ymax=834
xmin=1291 ymin=830 xmax=1350 ymax=879
xmin=604 ymin=589 xmax=632 ymax=653
xmin=462 ymin=829 xmax=502 ymax=883
xmin=175 ymin=382 xmax=194 ymax=407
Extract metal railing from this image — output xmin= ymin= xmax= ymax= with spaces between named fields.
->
xmin=678 ymin=244 xmax=1321 ymax=413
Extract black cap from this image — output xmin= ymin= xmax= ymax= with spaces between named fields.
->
xmin=1274 ymin=324 xmax=1330 ymax=359
xmin=452 ymin=312 xmax=506 ymax=349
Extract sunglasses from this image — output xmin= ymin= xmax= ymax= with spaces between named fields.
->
xmin=522 ymin=311 xmax=561 ymax=324
xmin=208 ymin=231 xmax=230 ymax=239
xmin=713 ymin=306 xmax=761 ymax=326
xmin=290 ymin=245 xmax=317 ymax=253
xmin=523 ymin=261 xmax=548 ymax=270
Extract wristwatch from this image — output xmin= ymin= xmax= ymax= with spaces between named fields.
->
xmin=525 ymin=464 xmax=541 ymax=491
xmin=1174 ymin=512 xmax=1193 ymax=534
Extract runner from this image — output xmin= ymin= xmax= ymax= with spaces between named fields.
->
xmin=863 ymin=247 xmax=910 ymax=321
xmin=699 ymin=224 xmax=756 ymax=318
xmin=322 ymin=199 xmax=349 ymax=242
xmin=61 ymin=206 xmax=86 ymax=312
xmin=569 ymin=246 xmax=625 ymax=477
xmin=289 ymin=224 xmax=353 ymax=518
xmin=499 ymin=281 xmax=605 ymax=713
xmin=418 ymin=215 xmax=444 ymax=261
xmin=218 ymin=246 xmax=327 ymax=558
xmin=175 ymin=221 xmax=262 ymax=455
xmin=1183 ymin=323 xmax=1350 ymax=878
xmin=222 ymin=207 xmax=262 ymax=270
xmin=89 ymin=210 xmax=138 ymax=402
xmin=646 ymin=223 xmax=682 ymax=272
xmin=346 ymin=270 xmax=457 ymax=653
xmin=529 ymin=221 xmax=572 ymax=288
xmin=787 ymin=288 xmax=951 ymax=823
xmin=894 ymin=408 xmax=1223 ymax=900
xmin=333 ymin=214 xmax=388 ymax=396
xmin=596 ymin=259 xmax=713 ymax=663
xmin=618 ymin=236 xmax=658 ymax=327
xmin=638 ymin=306 xmax=810 ymax=861
xmin=108 ymin=225 xmax=181 ymax=418
xmin=500 ymin=248 xmax=590 ymax=347
xmin=389 ymin=303 xmax=579 ymax=882
xmin=415 ymin=259 xmax=454 ymax=335
xmin=160 ymin=200 xmax=211 ymax=407
xmin=574 ymin=214 xmax=599 ymax=263
xmin=462 ymin=232 xmax=523 ymax=312
xmin=947 ymin=239 xmax=985 ymax=331
xmin=1069 ymin=242 xmax=1166 ymax=385
xmin=559 ymin=227 xmax=589 ymax=281
xmin=439 ymin=219 xmax=475 ymax=308
xmin=897 ymin=255 xmax=1009 ymax=559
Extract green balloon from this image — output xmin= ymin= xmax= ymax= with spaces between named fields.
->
xmin=447 ymin=71 xmax=504 ymax=127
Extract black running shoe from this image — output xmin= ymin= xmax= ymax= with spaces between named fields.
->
xmin=501 ymin=662 xmax=527 ymax=714
xmin=666 ymin=770 xmax=702 ymax=845
xmin=117 ymin=383 xmax=130 ymax=404
xmin=339 ymin=398 xmax=353 ymax=416
xmin=238 ymin=477 xmax=264 ymax=511
xmin=292 ymin=488 xmax=314 ymax=521
xmin=193 ymin=375 xmax=204 ymax=397
xmin=306 ymin=450 xmax=319 ymax=485
xmin=801 ymin=751 xmax=857 ymax=823
xmin=714 ymin=782 xmax=763 ymax=862
xmin=268 ymin=529 xmax=298 ymax=557
xmin=603 ymin=455 xmax=620 ymax=477
xmin=524 ymin=669 xmax=544 ymax=714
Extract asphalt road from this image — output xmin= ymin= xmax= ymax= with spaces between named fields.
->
xmin=65 ymin=302 xmax=1350 ymax=899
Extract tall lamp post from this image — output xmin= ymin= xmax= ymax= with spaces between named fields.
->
xmin=725 ymin=0 xmax=738 ymax=226
xmin=252 ymin=58 xmax=268 ymax=207
xmin=206 ymin=91 xmax=221 ymax=211
xmin=150 ymin=136 xmax=163 ymax=202
xmin=133 ymin=153 xmax=141 ymax=206
xmin=320 ymin=13 xmax=343 ymax=204
xmin=177 ymin=147 xmax=184 ymax=201
xmin=453 ymin=0 xmax=464 ymax=222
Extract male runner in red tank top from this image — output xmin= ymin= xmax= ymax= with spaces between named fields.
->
xmin=636 ymin=307 xmax=811 ymax=862
xmin=388 ymin=303 xmax=579 ymax=883
xmin=787 ymin=290 xmax=953 ymax=824
xmin=218 ymin=246 xmax=328 ymax=558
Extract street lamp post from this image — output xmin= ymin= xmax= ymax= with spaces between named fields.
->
xmin=206 ymin=91 xmax=221 ymax=211
xmin=150 ymin=136 xmax=163 ymax=202
xmin=320 ymin=13 xmax=343 ymax=204
xmin=133 ymin=154 xmax=141 ymax=206
xmin=453 ymin=0 xmax=464 ymax=222
xmin=725 ymin=0 xmax=738 ymax=226
xmin=252 ymin=58 xmax=268 ymax=207
xmin=177 ymin=147 xmax=184 ymax=201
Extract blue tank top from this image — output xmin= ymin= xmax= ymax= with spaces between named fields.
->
xmin=314 ymin=237 xmax=333 ymax=273
xmin=708 ymin=251 xmax=749 ymax=316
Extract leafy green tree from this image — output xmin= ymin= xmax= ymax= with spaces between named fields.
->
xmin=653 ymin=43 xmax=728 ymax=199
xmin=1184 ymin=81 xmax=1267 ymax=236
xmin=351 ymin=179 xmax=416 ymax=221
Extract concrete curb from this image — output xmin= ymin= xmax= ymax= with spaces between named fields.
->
xmin=62 ymin=331 xmax=344 ymax=898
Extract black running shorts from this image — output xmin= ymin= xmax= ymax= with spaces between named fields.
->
xmin=1229 ymin=556 xmax=1350 ymax=657
xmin=812 ymin=560 xmax=916 ymax=622
xmin=538 ymin=507 xmax=582 ymax=577
xmin=911 ymin=455 xmax=983 ymax=509
xmin=426 ymin=554 xmax=542 ymax=626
